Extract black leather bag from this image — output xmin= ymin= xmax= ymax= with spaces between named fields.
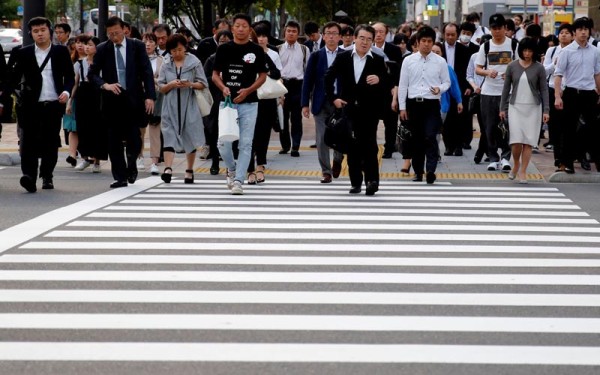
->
xmin=497 ymin=119 xmax=509 ymax=142
xmin=325 ymin=107 xmax=354 ymax=153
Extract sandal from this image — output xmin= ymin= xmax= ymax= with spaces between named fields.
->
xmin=247 ymin=172 xmax=257 ymax=185
xmin=400 ymin=161 xmax=411 ymax=174
xmin=184 ymin=169 xmax=194 ymax=184
xmin=256 ymin=166 xmax=265 ymax=184
xmin=161 ymin=167 xmax=173 ymax=183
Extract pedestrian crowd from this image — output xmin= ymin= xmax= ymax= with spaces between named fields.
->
xmin=0 ymin=12 xmax=599 ymax=194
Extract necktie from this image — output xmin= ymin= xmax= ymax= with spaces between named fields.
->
xmin=116 ymin=44 xmax=127 ymax=89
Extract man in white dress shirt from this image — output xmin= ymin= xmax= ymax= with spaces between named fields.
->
xmin=398 ymin=26 xmax=450 ymax=184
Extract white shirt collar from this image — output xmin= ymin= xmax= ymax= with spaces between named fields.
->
xmin=35 ymin=43 xmax=51 ymax=53
xmin=286 ymin=41 xmax=297 ymax=49
xmin=351 ymin=45 xmax=372 ymax=59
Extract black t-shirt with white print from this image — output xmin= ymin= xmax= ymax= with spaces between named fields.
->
xmin=213 ymin=40 xmax=268 ymax=103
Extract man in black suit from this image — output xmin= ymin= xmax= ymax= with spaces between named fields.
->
xmin=0 ymin=43 xmax=7 ymax=139
xmin=325 ymin=25 xmax=390 ymax=196
xmin=88 ymin=16 xmax=155 ymax=188
xmin=10 ymin=17 xmax=74 ymax=193
xmin=304 ymin=21 xmax=325 ymax=53
xmin=195 ymin=19 xmax=231 ymax=65
xmin=373 ymin=22 xmax=404 ymax=158
xmin=441 ymin=22 xmax=476 ymax=155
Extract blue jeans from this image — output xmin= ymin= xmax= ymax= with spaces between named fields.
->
xmin=217 ymin=102 xmax=258 ymax=184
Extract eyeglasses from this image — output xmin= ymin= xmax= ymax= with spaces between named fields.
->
xmin=357 ymin=36 xmax=373 ymax=43
xmin=324 ymin=32 xmax=339 ymax=36
xmin=107 ymin=30 xmax=123 ymax=37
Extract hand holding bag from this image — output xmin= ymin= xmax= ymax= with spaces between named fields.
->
xmin=497 ymin=119 xmax=509 ymax=143
xmin=218 ymin=96 xmax=239 ymax=142
xmin=257 ymin=77 xmax=288 ymax=99
xmin=324 ymin=106 xmax=354 ymax=154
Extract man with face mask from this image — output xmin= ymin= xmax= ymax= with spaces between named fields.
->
xmin=466 ymin=12 xmax=489 ymax=46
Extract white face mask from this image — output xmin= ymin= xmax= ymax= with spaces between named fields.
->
xmin=474 ymin=22 xmax=480 ymax=28
xmin=459 ymin=34 xmax=472 ymax=43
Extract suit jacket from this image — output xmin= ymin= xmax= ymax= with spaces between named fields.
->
xmin=442 ymin=42 xmax=474 ymax=93
xmin=0 ymin=43 xmax=7 ymax=107
xmin=10 ymin=43 xmax=74 ymax=110
xmin=88 ymin=37 xmax=155 ymax=112
xmin=324 ymin=50 xmax=390 ymax=118
xmin=301 ymin=46 xmax=344 ymax=115
xmin=381 ymin=42 xmax=403 ymax=83
xmin=304 ymin=38 xmax=325 ymax=53
xmin=195 ymin=36 xmax=217 ymax=65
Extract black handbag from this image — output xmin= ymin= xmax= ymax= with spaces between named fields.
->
xmin=325 ymin=106 xmax=354 ymax=153
xmin=497 ymin=119 xmax=509 ymax=142
xmin=468 ymin=93 xmax=480 ymax=114
xmin=396 ymin=120 xmax=412 ymax=142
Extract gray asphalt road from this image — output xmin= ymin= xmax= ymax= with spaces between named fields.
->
xmin=0 ymin=176 xmax=599 ymax=374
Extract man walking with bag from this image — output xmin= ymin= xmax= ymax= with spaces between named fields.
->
xmin=212 ymin=13 xmax=267 ymax=195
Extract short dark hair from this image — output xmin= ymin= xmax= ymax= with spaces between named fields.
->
xmin=176 ymin=26 xmax=192 ymax=38
xmin=214 ymin=19 xmax=230 ymax=30
xmin=28 ymin=17 xmax=52 ymax=32
xmin=152 ymin=23 xmax=171 ymax=35
xmin=546 ymin=34 xmax=559 ymax=46
xmin=232 ymin=14 xmax=252 ymax=27
xmin=122 ymin=21 xmax=131 ymax=30
xmin=341 ymin=26 xmax=354 ymax=36
xmin=354 ymin=24 xmax=375 ymax=39
xmin=142 ymin=32 xmax=157 ymax=43
xmin=459 ymin=22 xmax=476 ymax=34
xmin=558 ymin=23 xmax=573 ymax=35
xmin=466 ymin=12 xmax=481 ymax=22
xmin=106 ymin=16 xmax=125 ymax=29
xmin=525 ymin=23 xmax=542 ymax=38
xmin=166 ymin=33 xmax=188 ymax=52
xmin=304 ymin=21 xmax=319 ymax=35
xmin=285 ymin=20 xmax=301 ymax=31
xmin=216 ymin=30 xmax=233 ymax=41
xmin=336 ymin=16 xmax=354 ymax=27
xmin=442 ymin=23 xmax=458 ymax=34
xmin=514 ymin=14 xmax=523 ymax=22
xmin=322 ymin=21 xmax=341 ymax=35
xmin=393 ymin=33 xmax=409 ymax=45
xmin=76 ymin=34 xmax=91 ymax=44
xmin=253 ymin=23 xmax=270 ymax=37
xmin=416 ymin=25 xmax=436 ymax=41
xmin=90 ymin=37 xmax=101 ymax=46
xmin=506 ymin=19 xmax=516 ymax=32
xmin=55 ymin=23 xmax=71 ymax=34
xmin=517 ymin=36 xmax=539 ymax=60
xmin=573 ymin=17 xmax=593 ymax=31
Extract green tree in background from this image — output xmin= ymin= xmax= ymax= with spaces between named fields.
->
xmin=0 ymin=0 xmax=22 ymax=24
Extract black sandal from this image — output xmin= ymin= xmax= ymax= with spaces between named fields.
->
xmin=247 ymin=172 xmax=257 ymax=185
xmin=161 ymin=167 xmax=173 ymax=183
xmin=184 ymin=169 xmax=194 ymax=184
xmin=256 ymin=166 xmax=265 ymax=184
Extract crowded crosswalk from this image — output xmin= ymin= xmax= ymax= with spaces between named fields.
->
xmin=0 ymin=178 xmax=599 ymax=372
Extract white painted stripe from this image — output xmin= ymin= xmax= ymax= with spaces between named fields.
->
xmin=46 ymin=230 xmax=600 ymax=243
xmin=0 ymin=290 xmax=599 ymax=306
xmin=0 ymin=177 xmax=160 ymax=255
xmin=1 ymin=271 xmax=599 ymax=285
xmin=0 ymin=342 xmax=598 ymax=364
xmin=147 ymin=189 xmax=566 ymax=197
xmin=20 ymin=241 xmax=600 ymax=255
xmin=86 ymin=212 xmax=599 ymax=225
xmin=67 ymin=220 xmax=600 ymax=234
xmin=2 ymin=314 xmax=599 ymax=333
xmin=105 ymin=205 xmax=591 ymax=217
xmin=168 ymin=180 xmax=456 ymax=185
xmin=133 ymin=194 xmax=572 ymax=203
xmin=2 ymin=254 xmax=599 ymax=268
xmin=120 ymin=199 xmax=580 ymax=209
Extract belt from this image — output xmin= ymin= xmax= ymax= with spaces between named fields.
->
xmin=37 ymin=100 xmax=58 ymax=106
xmin=283 ymin=78 xmax=303 ymax=82
xmin=408 ymin=97 xmax=438 ymax=103
xmin=564 ymin=87 xmax=596 ymax=94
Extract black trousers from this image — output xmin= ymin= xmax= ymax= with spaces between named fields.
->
xmin=381 ymin=94 xmax=399 ymax=153
xmin=347 ymin=107 xmax=380 ymax=188
xmin=407 ymin=99 xmax=442 ymax=175
xmin=248 ymin=98 xmax=277 ymax=171
xmin=103 ymin=92 xmax=142 ymax=182
xmin=20 ymin=101 xmax=63 ymax=180
xmin=279 ymin=79 xmax=303 ymax=151
xmin=559 ymin=87 xmax=599 ymax=165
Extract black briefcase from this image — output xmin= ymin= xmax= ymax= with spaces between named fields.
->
xmin=324 ymin=107 xmax=354 ymax=154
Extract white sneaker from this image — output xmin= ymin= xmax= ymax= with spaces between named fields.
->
xmin=487 ymin=162 xmax=499 ymax=171
xmin=136 ymin=157 xmax=145 ymax=170
xmin=231 ymin=180 xmax=243 ymax=195
xmin=150 ymin=163 xmax=159 ymax=175
xmin=501 ymin=159 xmax=512 ymax=172
xmin=92 ymin=164 xmax=101 ymax=173
xmin=226 ymin=169 xmax=236 ymax=189
xmin=198 ymin=144 xmax=210 ymax=159
xmin=75 ymin=160 xmax=91 ymax=171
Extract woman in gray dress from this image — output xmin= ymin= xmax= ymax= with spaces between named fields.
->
xmin=158 ymin=34 xmax=208 ymax=183
xmin=500 ymin=37 xmax=549 ymax=183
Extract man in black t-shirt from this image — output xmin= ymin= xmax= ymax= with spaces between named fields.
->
xmin=213 ymin=13 xmax=268 ymax=195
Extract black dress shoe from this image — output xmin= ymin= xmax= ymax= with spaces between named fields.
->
xmin=290 ymin=150 xmax=300 ymax=157
xmin=463 ymin=144 xmax=472 ymax=150
xmin=127 ymin=170 xmax=138 ymax=184
xmin=278 ymin=148 xmax=289 ymax=154
xmin=66 ymin=155 xmax=77 ymax=167
xmin=474 ymin=153 xmax=483 ymax=164
xmin=210 ymin=166 xmax=220 ymax=175
xmin=42 ymin=178 xmax=54 ymax=190
xmin=331 ymin=160 xmax=342 ymax=178
xmin=426 ymin=172 xmax=436 ymax=184
xmin=581 ymin=159 xmax=591 ymax=171
xmin=412 ymin=174 xmax=423 ymax=182
xmin=309 ymin=144 xmax=317 ymax=148
xmin=349 ymin=186 xmax=361 ymax=194
xmin=454 ymin=149 xmax=463 ymax=156
xmin=110 ymin=180 xmax=128 ymax=188
xmin=365 ymin=181 xmax=379 ymax=196
xmin=382 ymin=151 xmax=393 ymax=159
xmin=19 ymin=175 xmax=37 ymax=193
xmin=443 ymin=150 xmax=453 ymax=156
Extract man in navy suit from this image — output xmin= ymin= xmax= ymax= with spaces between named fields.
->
xmin=325 ymin=25 xmax=391 ymax=195
xmin=10 ymin=17 xmax=74 ymax=192
xmin=88 ymin=16 xmax=155 ymax=188
xmin=301 ymin=21 xmax=345 ymax=183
